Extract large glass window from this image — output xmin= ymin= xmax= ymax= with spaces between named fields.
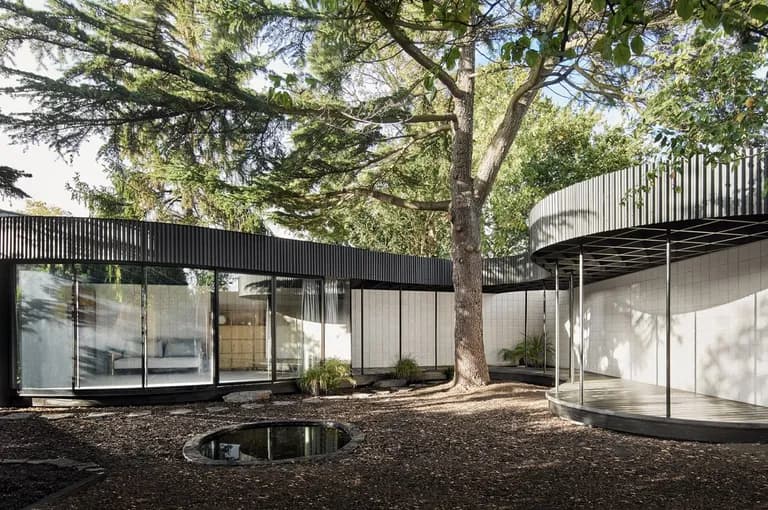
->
xmin=76 ymin=264 xmax=143 ymax=389
xmin=324 ymin=280 xmax=351 ymax=362
xmin=146 ymin=267 xmax=214 ymax=387
xmin=218 ymin=273 xmax=272 ymax=383
xmin=275 ymin=277 xmax=322 ymax=379
xmin=16 ymin=264 xmax=75 ymax=390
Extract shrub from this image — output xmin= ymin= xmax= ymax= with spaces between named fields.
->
xmin=299 ymin=358 xmax=356 ymax=396
xmin=393 ymin=356 xmax=422 ymax=382
xmin=499 ymin=333 xmax=554 ymax=368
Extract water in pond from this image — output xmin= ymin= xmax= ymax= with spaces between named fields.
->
xmin=200 ymin=423 xmax=351 ymax=462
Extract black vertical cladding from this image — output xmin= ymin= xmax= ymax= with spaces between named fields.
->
xmin=0 ymin=217 xmax=455 ymax=287
xmin=0 ymin=263 xmax=12 ymax=406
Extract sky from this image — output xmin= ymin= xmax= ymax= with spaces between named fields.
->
xmin=0 ymin=40 xmax=108 ymax=216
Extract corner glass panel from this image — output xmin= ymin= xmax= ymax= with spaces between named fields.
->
xmin=75 ymin=264 xmax=143 ymax=389
xmin=218 ymin=273 xmax=272 ymax=383
xmin=146 ymin=267 xmax=214 ymax=387
xmin=275 ymin=277 xmax=322 ymax=379
xmin=324 ymin=280 xmax=351 ymax=362
xmin=16 ymin=264 xmax=74 ymax=390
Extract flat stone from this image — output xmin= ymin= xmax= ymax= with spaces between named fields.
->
xmin=222 ymin=390 xmax=272 ymax=403
xmin=272 ymin=400 xmax=295 ymax=406
xmin=340 ymin=374 xmax=378 ymax=387
xmin=206 ymin=406 xmax=228 ymax=413
xmin=0 ymin=413 xmax=34 ymax=421
xmin=351 ymin=393 xmax=372 ymax=399
xmin=240 ymin=403 xmax=264 ymax=410
xmin=169 ymin=408 xmax=193 ymax=415
xmin=42 ymin=413 xmax=74 ymax=421
xmin=373 ymin=378 xmax=407 ymax=389
xmin=421 ymin=370 xmax=448 ymax=382
xmin=302 ymin=397 xmax=321 ymax=404
xmin=84 ymin=412 xmax=116 ymax=419
xmin=47 ymin=458 xmax=83 ymax=468
xmin=127 ymin=411 xmax=151 ymax=418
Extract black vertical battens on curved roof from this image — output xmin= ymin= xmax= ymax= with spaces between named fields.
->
xmin=528 ymin=150 xmax=768 ymax=254
xmin=0 ymin=216 xmax=455 ymax=287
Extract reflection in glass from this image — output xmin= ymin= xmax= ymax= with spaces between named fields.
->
xmin=16 ymin=264 xmax=75 ymax=389
xmin=218 ymin=273 xmax=272 ymax=383
xmin=200 ymin=423 xmax=351 ymax=462
xmin=146 ymin=267 xmax=214 ymax=386
xmin=275 ymin=277 xmax=322 ymax=379
xmin=76 ymin=264 xmax=143 ymax=388
xmin=324 ymin=280 xmax=351 ymax=362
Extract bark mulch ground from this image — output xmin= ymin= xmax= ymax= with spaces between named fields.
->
xmin=2 ymin=382 xmax=768 ymax=509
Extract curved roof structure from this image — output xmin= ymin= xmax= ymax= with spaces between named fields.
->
xmin=528 ymin=150 xmax=768 ymax=284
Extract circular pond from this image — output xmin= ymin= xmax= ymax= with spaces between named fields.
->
xmin=183 ymin=420 xmax=364 ymax=465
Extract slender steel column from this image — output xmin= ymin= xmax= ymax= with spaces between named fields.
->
xmin=320 ymin=279 xmax=326 ymax=362
xmin=212 ymin=270 xmax=220 ymax=386
xmin=579 ymin=247 xmax=584 ymax=405
xmin=72 ymin=268 xmax=79 ymax=391
xmin=554 ymin=262 xmax=560 ymax=392
xmin=141 ymin=266 xmax=148 ymax=388
xmin=434 ymin=291 xmax=438 ymax=369
xmin=568 ymin=272 xmax=574 ymax=382
xmin=523 ymin=291 xmax=528 ymax=366
xmin=398 ymin=288 xmax=403 ymax=361
xmin=270 ymin=276 xmax=277 ymax=382
xmin=666 ymin=231 xmax=672 ymax=419
xmin=360 ymin=284 xmax=365 ymax=376
xmin=542 ymin=282 xmax=547 ymax=374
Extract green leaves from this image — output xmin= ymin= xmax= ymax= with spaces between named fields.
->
xmin=613 ymin=43 xmax=631 ymax=65
xmin=443 ymin=46 xmax=460 ymax=70
xmin=524 ymin=49 xmax=539 ymax=67
xmin=591 ymin=0 xmax=606 ymax=13
xmin=422 ymin=0 xmax=434 ymax=17
xmin=630 ymin=35 xmax=644 ymax=56
xmin=751 ymin=3 xmax=768 ymax=22
xmin=675 ymin=0 xmax=694 ymax=21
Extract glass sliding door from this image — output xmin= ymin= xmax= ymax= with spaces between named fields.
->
xmin=324 ymin=280 xmax=351 ymax=362
xmin=16 ymin=264 xmax=75 ymax=390
xmin=145 ymin=267 xmax=214 ymax=387
xmin=275 ymin=277 xmax=322 ymax=379
xmin=75 ymin=264 xmax=143 ymax=389
xmin=218 ymin=273 xmax=272 ymax=383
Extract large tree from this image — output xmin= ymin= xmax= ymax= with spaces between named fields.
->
xmin=0 ymin=0 xmax=765 ymax=387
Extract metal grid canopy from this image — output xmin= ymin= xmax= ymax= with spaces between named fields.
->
xmin=533 ymin=217 xmax=768 ymax=287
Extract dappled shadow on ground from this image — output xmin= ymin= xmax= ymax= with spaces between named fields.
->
xmin=4 ymin=382 xmax=768 ymax=509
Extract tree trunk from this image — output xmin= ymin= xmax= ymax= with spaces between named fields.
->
xmin=450 ymin=41 xmax=490 ymax=388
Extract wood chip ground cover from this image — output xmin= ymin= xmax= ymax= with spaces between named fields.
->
xmin=2 ymin=382 xmax=767 ymax=509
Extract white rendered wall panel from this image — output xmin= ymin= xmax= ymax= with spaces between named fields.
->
xmin=401 ymin=291 xmax=436 ymax=367
xmin=351 ymin=289 xmax=362 ymax=370
xmin=363 ymin=289 xmax=400 ymax=369
xmin=436 ymin=292 xmax=455 ymax=366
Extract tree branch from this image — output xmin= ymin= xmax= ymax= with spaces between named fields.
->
xmin=473 ymin=4 xmax=567 ymax=205
xmin=363 ymin=1 xmax=465 ymax=99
